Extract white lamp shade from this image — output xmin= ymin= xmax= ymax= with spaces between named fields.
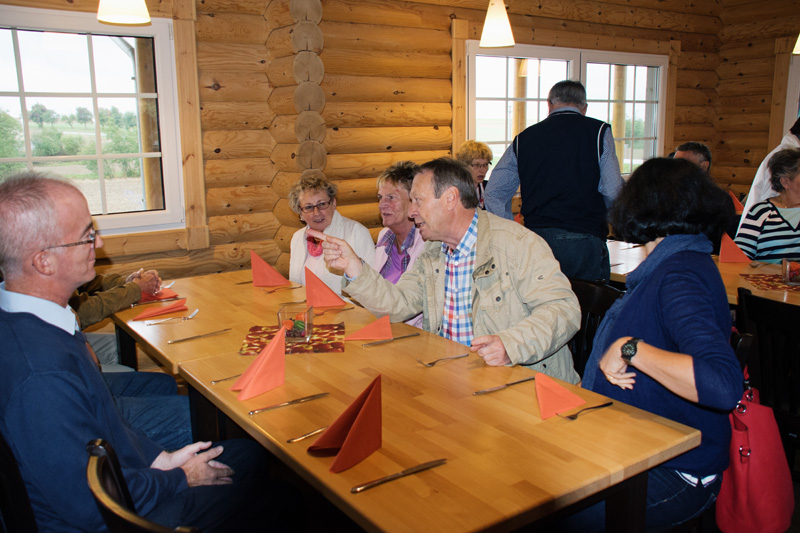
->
xmin=793 ymin=33 xmax=800 ymax=55
xmin=97 ymin=0 xmax=151 ymax=25
xmin=480 ymin=0 xmax=515 ymax=48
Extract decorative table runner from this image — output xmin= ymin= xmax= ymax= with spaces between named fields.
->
xmin=740 ymin=274 xmax=800 ymax=292
xmin=239 ymin=323 xmax=345 ymax=355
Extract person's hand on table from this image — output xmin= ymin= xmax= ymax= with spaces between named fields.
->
xmin=307 ymin=229 xmax=364 ymax=279
xmin=151 ymin=441 xmax=234 ymax=487
xmin=471 ymin=335 xmax=512 ymax=366
xmin=129 ymin=269 xmax=161 ymax=295
xmin=599 ymin=337 xmax=636 ymax=390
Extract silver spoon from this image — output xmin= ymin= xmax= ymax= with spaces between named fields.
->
xmin=146 ymin=308 xmax=199 ymax=326
xmin=416 ymin=353 xmax=469 ymax=367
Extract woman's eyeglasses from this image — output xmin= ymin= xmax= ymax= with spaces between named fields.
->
xmin=300 ymin=201 xmax=332 ymax=213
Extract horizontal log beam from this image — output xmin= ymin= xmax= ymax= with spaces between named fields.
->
xmin=715 ymin=113 xmax=770 ymax=132
xmin=320 ymin=20 xmax=451 ymax=53
xmin=208 ymin=212 xmax=281 ymax=245
xmin=325 ymin=126 xmax=452 ymax=154
xmin=197 ymin=42 xmax=270 ymax=72
xmin=321 ymin=75 xmax=452 ymax=103
xmin=204 ymin=158 xmax=277 ymax=188
xmin=716 ymin=57 xmax=775 ymax=80
xmin=203 ymin=130 xmax=276 ymax=159
xmin=326 ymin=150 xmax=450 ymax=179
xmin=196 ymin=0 xmax=266 ymax=16
xmin=198 ymin=71 xmax=272 ymax=102
xmin=323 ymin=102 xmax=452 ymax=128
xmin=200 ymin=101 xmax=274 ymax=131
xmin=196 ymin=12 xmax=269 ymax=44
xmin=206 ymin=185 xmax=279 ymax=216
xmin=321 ymin=49 xmax=452 ymax=79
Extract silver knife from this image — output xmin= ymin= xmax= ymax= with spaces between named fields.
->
xmin=351 ymin=458 xmax=447 ymax=493
xmin=473 ymin=375 xmax=536 ymax=395
xmin=131 ymin=296 xmax=181 ymax=307
xmin=286 ymin=426 xmax=328 ymax=443
xmin=362 ymin=333 xmax=420 ymax=347
xmin=167 ymin=328 xmax=231 ymax=344
xmin=249 ymin=392 xmax=329 ymax=416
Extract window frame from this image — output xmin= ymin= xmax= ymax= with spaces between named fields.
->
xmin=0 ymin=5 xmax=186 ymax=236
xmin=465 ymin=41 xmax=668 ymax=176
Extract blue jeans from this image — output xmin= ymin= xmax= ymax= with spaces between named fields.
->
xmin=558 ymin=467 xmax=721 ymax=532
xmin=144 ymin=439 xmax=302 ymax=531
xmin=103 ymin=372 xmax=192 ymax=451
xmin=534 ymin=227 xmax=610 ymax=282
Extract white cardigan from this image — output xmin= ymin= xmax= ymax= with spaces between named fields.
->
xmin=289 ymin=211 xmax=375 ymax=295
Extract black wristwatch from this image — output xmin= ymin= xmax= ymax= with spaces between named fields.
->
xmin=620 ymin=337 xmax=642 ymax=365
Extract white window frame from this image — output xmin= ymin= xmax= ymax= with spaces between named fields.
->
xmin=0 ymin=5 xmax=185 ymax=236
xmin=466 ymin=42 xmax=669 ymax=172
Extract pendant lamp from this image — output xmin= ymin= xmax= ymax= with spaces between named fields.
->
xmin=479 ymin=0 xmax=515 ymax=48
xmin=97 ymin=0 xmax=151 ymax=25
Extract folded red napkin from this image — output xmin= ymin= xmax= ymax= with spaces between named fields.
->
xmin=728 ymin=190 xmax=744 ymax=215
xmin=535 ymin=373 xmax=585 ymax=420
xmin=132 ymin=299 xmax=188 ymax=320
xmin=308 ymin=374 xmax=382 ymax=473
xmin=344 ymin=316 xmax=392 ymax=341
xmin=719 ymin=234 xmax=750 ymax=263
xmin=231 ymin=327 xmax=286 ymax=401
xmin=139 ymin=287 xmax=178 ymax=303
xmin=304 ymin=267 xmax=346 ymax=309
xmin=251 ymin=250 xmax=290 ymax=287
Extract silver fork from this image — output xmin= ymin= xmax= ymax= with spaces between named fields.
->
xmin=315 ymin=307 xmax=354 ymax=316
xmin=416 ymin=353 xmax=469 ymax=367
xmin=146 ymin=308 xmax=199 ymax=326
xmin=557 ymin=401 xmax=613 ymax=420
xmin=262 ymin=285 xmax=299 ymax=294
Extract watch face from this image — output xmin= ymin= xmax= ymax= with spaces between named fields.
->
xmin=622 ymin=342 xmax=636 ymax=357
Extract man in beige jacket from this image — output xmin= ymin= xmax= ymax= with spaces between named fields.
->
xmin=313 ymin=157 xmax=581 ymax=384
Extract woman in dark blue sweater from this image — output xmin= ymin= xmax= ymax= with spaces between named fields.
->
xmin=564 ymin=158 xmax=743 ymax=532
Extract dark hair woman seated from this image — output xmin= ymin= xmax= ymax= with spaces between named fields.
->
xmin=560 ymin=158 xmax=743 ymax=532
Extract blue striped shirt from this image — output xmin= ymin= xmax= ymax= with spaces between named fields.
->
xmin=734 ymin=200 xmax=800 ymax=263
xmin=441 ymin=212 xmax=479 ymax=345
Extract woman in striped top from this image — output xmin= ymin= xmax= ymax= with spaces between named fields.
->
xmin=735 ymin=148 xmax=800 ymax=263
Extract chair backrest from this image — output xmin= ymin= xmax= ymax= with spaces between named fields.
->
xmin=568 ymin=278 xmax=624 ymax=377
xmin=86 ymin=439 xmax=199 ymax=533
xmin=0 ymin=427 xmax=38 ymax=532
xmin=737 ymin=288 xmax=800 ymax=416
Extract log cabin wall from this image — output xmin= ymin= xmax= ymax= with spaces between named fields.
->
xmin=714 ymin=0 xmax=800 ymax=197
xmin=1 ymin=0 xmax=797 ymax=280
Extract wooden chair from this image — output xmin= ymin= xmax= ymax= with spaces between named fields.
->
xmin=0 ymin=428 xmax=38 ymax=533
xmin=737 ymin=288 xmax=800 ymax=481
xmin=86 ymin=439 xmax=199 ymax=533
xmin=567 ymin=278 xmax=624 ymax=378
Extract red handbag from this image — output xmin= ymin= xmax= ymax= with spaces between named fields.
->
xmin=715 ymin=386 xmax=794 ymax=533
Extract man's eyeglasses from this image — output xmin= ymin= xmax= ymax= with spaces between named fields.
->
xmin=43 ymin=230 xmax=98 ymax=251
xmin=300 ymin=200 xmax=332 ymax=214
xmin=470 ymin=162 xmax=490 ymax=170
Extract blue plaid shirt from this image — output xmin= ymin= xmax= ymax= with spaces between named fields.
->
xmin=441 ymin=211 xmax=479 ymax=345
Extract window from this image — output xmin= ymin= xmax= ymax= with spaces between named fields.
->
xmin=466 ymin=42 xmax=668 ymax=177
xmin=0 ymin=6 xmax=184 ymax=235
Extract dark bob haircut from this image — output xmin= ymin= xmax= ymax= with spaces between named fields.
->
xmin=608 ymin=157 xmax=734 ymax=245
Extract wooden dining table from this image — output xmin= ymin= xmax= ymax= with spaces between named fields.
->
xmin=607 ymin=239 xmax=800 ymax=307
xmin=112 ymin=269 xmax=701 ymax=532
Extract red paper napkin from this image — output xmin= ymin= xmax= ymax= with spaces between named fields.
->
xmin=139 ymin=287 xmax=178 ymax=303
xmin=344 ymin=316 xmax=392 ymax=341
xmin=132 ymin=299 xmax=188 ymax=320
xmin=251 ymin=250 xmax=290 ymax=287
xmin=719 ymin=234 xmax=751 ymax=263
xmin=304 ymin=267 xmax=346 ymax=309
xmin=231 ymin=327 xmax=286 ymax=401
xmin=535 ymin=373 xmax=585 ymax=420
xmin=308 ymin=375 xmax=382 ymax=473
xmin=728 ymin=190 xmax=744 ymax=215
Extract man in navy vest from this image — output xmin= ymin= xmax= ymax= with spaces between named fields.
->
xmin=484 ymin=80 xmax=624 ymax=282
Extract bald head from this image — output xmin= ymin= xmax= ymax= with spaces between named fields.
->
xmin=0 ymin=173 xmax=81 ymax=280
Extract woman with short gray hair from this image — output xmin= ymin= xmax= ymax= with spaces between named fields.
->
xmin=288 ymin=174 xmax=374 ymax=294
